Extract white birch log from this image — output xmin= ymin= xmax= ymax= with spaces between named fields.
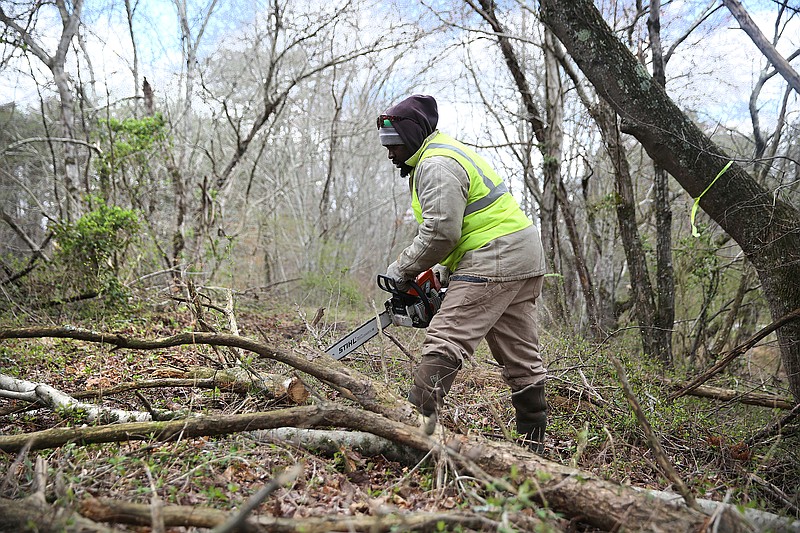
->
xmin=1 ymin=373 xmax=153 ymax=422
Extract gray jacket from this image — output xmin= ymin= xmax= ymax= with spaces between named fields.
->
xmin=394 ymin=153 xmax=546 ymax=282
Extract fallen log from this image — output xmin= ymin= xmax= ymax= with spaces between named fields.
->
xmin=0 ymin=402 xmax=754 ymax=532
xmin=72 ymin=367 xmax=308 ymax=402
xmin=80 ymin=496 xmax=498 ymax=532
xmin=664 ymin=379 xmax=794 ymax=410
xmin=181 ymin=366 xmax=309 ymax=403
xmin=0 ymin=404 xmax=412 ymax=453
xmin=0 ymin=371 xmax=307 ymax=418
xmin=0 ymin=496 xmax=115 ymax=533
xmin=253 ymin=427 xmax=425 ymax=465
xmin=639 ymin=487 xmax=800 ymax=533
xmin=0 ymin=326 xmax=417 ymax=425
xmin=0 ymin=372 xmax=164 ymax=422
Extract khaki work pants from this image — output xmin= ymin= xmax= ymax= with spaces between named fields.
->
xmin=420 ymin=275 xmax=546 ymax=392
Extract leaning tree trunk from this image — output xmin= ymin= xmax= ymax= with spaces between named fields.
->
xmin=540 ymin=0 xmax=800 ymax=402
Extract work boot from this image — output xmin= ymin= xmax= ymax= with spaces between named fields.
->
xmin=408 ymin=354 xmax=461 ymax=417
xmin=511 ymin=383 xmax=547 ymax=454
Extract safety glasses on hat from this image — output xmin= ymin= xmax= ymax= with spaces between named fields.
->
xmin=377 ymin=114 xmax=419 ymax=129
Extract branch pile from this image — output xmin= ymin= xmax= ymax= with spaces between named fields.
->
xmin=0 ymin=326 xmax=790 ymax=532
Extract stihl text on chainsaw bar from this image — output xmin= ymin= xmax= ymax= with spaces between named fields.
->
xmin=324 ymin=268 xmax=445 ymax=360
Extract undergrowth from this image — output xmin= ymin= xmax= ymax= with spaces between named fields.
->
xmin=1 ymin=288 xmax=797 ymax=531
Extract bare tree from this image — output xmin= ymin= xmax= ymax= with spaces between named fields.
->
xmin=463 ymin=0 xmax=607 ymax=331
xmin=166 ymin=0 xmax=219 ymax=277
xmin=722 ymin=0 xmax=800 ymax=95
xmin=188 ymin=1 xmax=431 ymax=289
xmin=540 ymin=0 xmax=800 ymax=403
xmin=124 ymin=0 xmax=142 ymax=116
xmin=647 ymin=0 xmax=675 ymax=365
xmin=0 ymin=0 xmax=87 ymax=220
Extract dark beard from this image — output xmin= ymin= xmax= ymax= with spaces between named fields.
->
xmin=399 ymin=163 xmax=413 ymax=177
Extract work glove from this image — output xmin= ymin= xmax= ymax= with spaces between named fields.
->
xmin=386 ymin=261 xmax=410 ymax=291
xmin=432 ymin=264 xmax=450 ymax=287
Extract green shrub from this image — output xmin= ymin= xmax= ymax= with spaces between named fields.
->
xmin=95 ymin=113 xmax=167 ymax=180
xmin=51 ymin=198 xmax=140 ymax=306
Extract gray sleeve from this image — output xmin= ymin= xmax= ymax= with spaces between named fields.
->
xmin=395 ymin=156 xmax=469 ymax=277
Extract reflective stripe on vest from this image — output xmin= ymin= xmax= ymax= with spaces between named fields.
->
xmin=425 ymin=142 xmax=510 ymax=216
xmin=410 ymin=132 xmax=532 ymax=270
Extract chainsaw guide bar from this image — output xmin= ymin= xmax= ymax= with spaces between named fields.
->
xmin=324 ymin=269 xmax=445 ymax=360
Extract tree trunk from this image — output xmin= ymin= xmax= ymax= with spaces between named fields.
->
xmin=556 ymin=176 xmax=601 ymax=334
xmin=471 ymin=0 xmax=580 ymax=327
xmin=544 ymin=28 xmax=600 ymax=330
xmin=598 ymin=103 xmax=662 ymax=358
xmin=653 ymin=163 xmax=675 ymax=365
xmin=540 ymin=0 xmax=800 ymax=402
xmin=550 ymin=34 xmax=667 ymax=357
xmin=541 ymin=31 xmax=569 ymax=326
xmin=648 ymin=0 xmax=676 ymax=365
xmin=0 ymin=1 xmax=86 ymax=220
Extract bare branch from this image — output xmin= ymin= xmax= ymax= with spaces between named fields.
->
xmin=663 ymin=1 xmax=721 ymax=65
xmin=0 ymin=136 xmax=102 ymax=157
xmin=0 ymin=326 xmax=417 ymax=425
xmin=466 ymin=0 xmax=546 ymax=142
xmin=723 ymin=0 xmax=800 ymax=95
xmin=669 ymin=307 xmax=800 ymax=400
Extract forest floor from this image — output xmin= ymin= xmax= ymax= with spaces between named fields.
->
xmin=1 ymin=291 xmax=798 ymax=532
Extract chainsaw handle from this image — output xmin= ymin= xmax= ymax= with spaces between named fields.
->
xmin=377 ymin=274 xmax=399 ymax=294
xmin=378 ymin=268 xmax=441 ymax=296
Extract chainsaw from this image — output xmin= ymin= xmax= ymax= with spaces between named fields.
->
xmin=324 ymin=268 xmax=445 ymax=360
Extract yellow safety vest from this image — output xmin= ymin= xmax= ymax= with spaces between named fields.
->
xmin=407 ymin=132 xmax=532 ymax=270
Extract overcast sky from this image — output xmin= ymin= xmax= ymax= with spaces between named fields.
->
xmin=1 ymin=0 xmax=797 ymax=135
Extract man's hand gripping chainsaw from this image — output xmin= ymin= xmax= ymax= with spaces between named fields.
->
xmin=324 ymin=268 xmax=445 ymax=360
